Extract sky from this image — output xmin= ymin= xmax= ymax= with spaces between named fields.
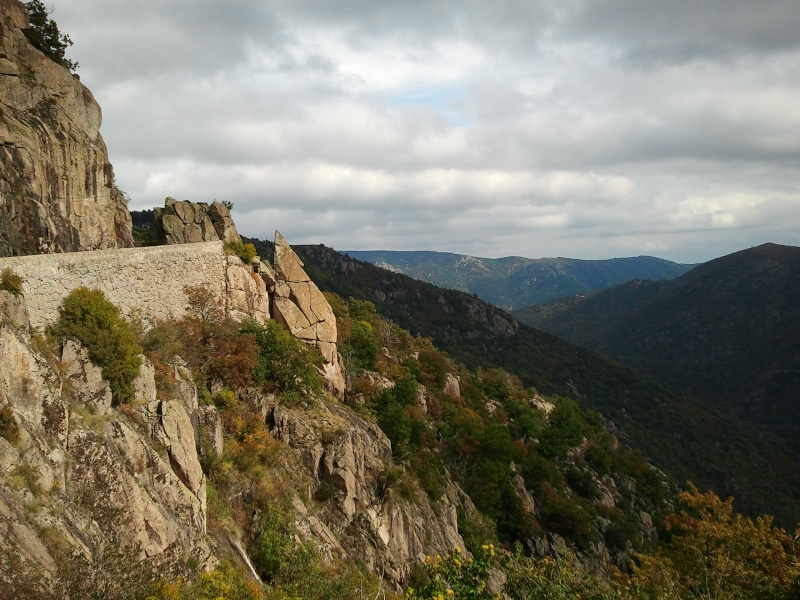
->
xmin=54 ymin=0 xmax=800 ymax=264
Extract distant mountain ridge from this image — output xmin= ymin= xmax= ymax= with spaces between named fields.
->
xmin=515 ymin=242 xmax=800 ymax=455
xmin=245 ymin=239 xmax=800 ymax=525
xmin=344 ymin=250 xmax=695 ymax=309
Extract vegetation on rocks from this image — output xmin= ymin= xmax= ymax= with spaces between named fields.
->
xmin=241 ymin=319 xmax=323 ymax=400
xmin=50 ymin=287 xmax=142 ymax=404
xmin=225 ymin=241 xmax=258 ymax=264
xmin=3 ymin=260 xmax=800 ymax=599
xmin=288 ymin=241 xmax=800 ymax=526
xmin=23 ymin=0 xmax=78 ymax=71
xmin=1 ymin=267 xmax=23 ymax=295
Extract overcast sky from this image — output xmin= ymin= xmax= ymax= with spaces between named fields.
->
xmin=55 ymin=1 xmax=799 ymax=263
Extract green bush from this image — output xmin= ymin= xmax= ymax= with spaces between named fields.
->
xmin=0 ymin=268 xmax=23 ymax=296
xmin=406 ymin=544 xmax=496 ymax=600
xmin=50 ymin=287 xmax=142 ymax=405
xmin=349 ymin=320 xmax=380 ymax=370
xmin=240 ymin=319 xmax=322 ymax=398
xmin=224 ymin=241 xmax=257 ymax=264
xmin=539 ymin=397 xmax=586 ymax=457
xmin=251 ymin=504 xmax=295 ymax=582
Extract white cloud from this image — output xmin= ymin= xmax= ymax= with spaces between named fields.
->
xmin=51 ymin=0 xmax=800 ymax=263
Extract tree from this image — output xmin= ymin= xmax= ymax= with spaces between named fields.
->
xmin=24 ymin=1 xmax=78 ymax=71
xmin=51 ymin=287 xmax=142 ymax=404
xmin=617 ymin=484 xmax=800 ymax=599
xmin=406 ymin=545 xmax=496 ymax=600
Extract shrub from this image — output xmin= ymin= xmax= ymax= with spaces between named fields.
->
xmin=0 ymin=268 xmax=23 ymax=295
xmin=539 ymin=397 xmax=586 ymax=457
xmin=0 ymin=406 xmax=19 ymax=444
xmin=50 ymin=287 xmax=142 ymax=405
xmin=349 ymin=320 xmax=380 ymax=370
xmin=240 ymin=319 xmax=322 ymax=398
xmin=502 ymin=542 xmax=607 ymax=600
xmin=224 ymin=241 xmax=257 ymax=264
xmin=251 ymin=504 xmax=295 ymax=582
xmin=156 ymin=561 xmax=262 ymax=600
xmin=406 ymin=544 xmax=496 ymax=600
xmin=417 ymin=349 xmax=450 ymax=388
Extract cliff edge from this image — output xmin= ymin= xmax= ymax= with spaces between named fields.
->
xmin=0 ymin=0 xmax=133 ymax=256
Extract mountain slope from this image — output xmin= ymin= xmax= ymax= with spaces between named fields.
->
xmin=515 ymin=243 xmax=800 ymax=454
xmin=344 ymin=250 xmax=694 ymax=309
xmin=242 ymin=240 xmax=800 ymax=525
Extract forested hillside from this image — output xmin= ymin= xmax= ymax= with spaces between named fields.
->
xmin=515 ymin=243 xmax=800 ymax=455
xmin=345 ymin=250 xmax=694 ymax=309
xmin=240 ymin=239 xmax=800 ymax=526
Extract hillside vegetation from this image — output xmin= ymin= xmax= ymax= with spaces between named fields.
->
xmin=344 ymin=249 xmax=693 ymax=309
xmin=241 ymin=239 xmax=800 ymax=526
xmin=515 ymin=243 xmax=800 ymax=455
xmin=4 ymin=279 xmax=799 ymax=598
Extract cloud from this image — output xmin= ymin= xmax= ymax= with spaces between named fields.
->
xmin=53 ymin=0 xmax=800 ymax=263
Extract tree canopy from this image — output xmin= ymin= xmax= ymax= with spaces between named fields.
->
xmin=24 ymin=0 xmax=78 ymax=72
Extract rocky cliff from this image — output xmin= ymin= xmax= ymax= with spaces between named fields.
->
xmin=0 ymin=285 xmax=473 ymax=593
xmin=0 ymin=0 xmax=133 ymax=256
xmin=0 ymin=290 xmax=212 ymax=582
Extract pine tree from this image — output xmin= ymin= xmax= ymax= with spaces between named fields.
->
xmin=24 ymin=1 xmax=78 ymax=72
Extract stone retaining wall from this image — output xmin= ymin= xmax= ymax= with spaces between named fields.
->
xmin=0 ymin=242 xmax=227 ymax=329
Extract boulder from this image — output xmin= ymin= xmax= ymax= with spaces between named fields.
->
xmin=0 ymin=290 xmax=29 ymax=329
xmin=272 ymin=231 xmax=345 ymax=396
xmin=443 ymin=373 xmax=460 ymax=398
xmin=61 ymin=339 xmax=112 ymax=416
xmin=132 ymin=355 xmax=157 ymax=404
xmin=154 ymin=198 xmax=241 ymax=245
xmin=226 ymin=260 xmax=270 ymax=322
xmin=198 ymin=405 xmax=224 ymax=457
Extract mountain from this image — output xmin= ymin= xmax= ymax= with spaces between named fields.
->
xmin=241 ymin=239 xmax=800 ymax=526
xmin=514 ymin=242 xmax=800 ymax=456
xmin=0 ymin=0 xmax=132 ymax=256
xmin=343 ymin=250 xmax=694 ymax=310
xmin=4 ymin=0 xmax=798 ymax=594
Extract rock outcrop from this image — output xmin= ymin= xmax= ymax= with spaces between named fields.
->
xmin=0 ymin=290 xmax=212 ymax=578
xmin=0 ymin=0 xmax=133 ymax=257
xmin=154 ymin=198 xmax=241 ymax=245
xmin=258 ymin=393 xmax=471 ymax=584
xmin=226 ymin=255 xmax=270 ymax=323
xmin=272 ymin=230 xmax=345 ymax=396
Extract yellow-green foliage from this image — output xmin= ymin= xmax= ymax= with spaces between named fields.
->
xmin=0 ymin=268 xmax=23 ymax=295
xmin=407 ymin=545 xmax=496 ymax=600
xmin=241 ymin=319 xmax=322 ymax=400
xmin=225 ymin=241 xmax=257 ymax=264
xmin=501 ymin=543 xmax=607 ymax=600
xmin=50 ymin=287 xmax=142 ymax=404
xmin=156 ymin=561 xmax=263 ymax=600
xmin=615 ymin=484 xmax=800 ymax=599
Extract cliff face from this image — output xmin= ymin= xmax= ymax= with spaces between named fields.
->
xmin=0 ymin=288 xmax=469 ymax=591
xmin=0 ymin=291 xmax=212 ymax=581
xmin=0 ymin=0 xmax=133 ymax=256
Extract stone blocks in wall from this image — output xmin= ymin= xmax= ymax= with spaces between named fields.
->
xmin=0 ymin=242 xmax=227 ymax=329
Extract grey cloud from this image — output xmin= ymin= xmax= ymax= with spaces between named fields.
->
xmin=54 ymin=0 xmax=800 ymax=264
xmin=559 ymin=0 xmax=800 ymax=65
